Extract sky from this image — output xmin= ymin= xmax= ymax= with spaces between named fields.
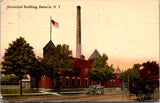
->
xmin=1 ymin=0 xmax=159 ymax=71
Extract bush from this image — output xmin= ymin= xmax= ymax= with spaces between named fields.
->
xmin=1 ymin=89 xmax=20 ymax=94
xmin=1 ymin=89 xmax=39 ymax=94
xmin=1 ymin=75 xmax=19 ymax=85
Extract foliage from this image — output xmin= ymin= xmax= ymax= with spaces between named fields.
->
xmin=1 ymin=75 xmax=19 ymax=85
xmin=1 ymin=37 xmax=37 ymax=95
xmin=141 ymin=61 xmax=159 ymax=81
xmin=28 ymin=56 xmax=42 ymax=76
xmin=90 ymin=54 xmax=114 ymax=84
xmin=1 ymin=89 xmax=20 ymax=94
xmin=117 ymin=64 xmax=142 ymax=82
xmin=1 ymin=89 xmax=39 ymax=94
xmin=91 ymin=54 xmax=108 ymax=68
xmin=2 ymin=37 xmax=37 ymax=79
xmin=40 ymin=44 xmax=76 ymax=79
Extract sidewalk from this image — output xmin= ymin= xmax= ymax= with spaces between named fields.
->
xmin=59 ymin=91 xmax=85 ymax=95
xmin=2 ymin=89 xmax=131 ymax=97
xmin=2 ymin=92 xmax=59 ymax=97
xmin=2 ymin=91 xmax=85 ymax=97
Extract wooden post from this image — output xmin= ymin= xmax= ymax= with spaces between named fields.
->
xmin=19 ymin=79 xmax=22 ymax=96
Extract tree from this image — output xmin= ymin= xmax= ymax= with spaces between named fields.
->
xmin=40 ymin=44 xmax=77 ymax=93
xmin=1 ymin=37 xmax=37 ymax=95
xmin=118 ymin=64 xmax=142 ymax=82
xmin=28 ymin=56 xmax=42 ymax=76
xmin=28 ymin=56 xmax=42 ymax=90
xmin=117 ymin=64 xmax=142 ymax=89
xmin=90 ymin=54 xmax=114 ymax=85
xmin=141 ymin=61 xmax=159 ymax=81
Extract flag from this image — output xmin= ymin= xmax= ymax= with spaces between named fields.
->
xmin=51 ymin=19 xmax=59 ymax=27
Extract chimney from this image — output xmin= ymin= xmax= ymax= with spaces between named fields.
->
xmin=76 ymin=6 xmax=81 ymax=58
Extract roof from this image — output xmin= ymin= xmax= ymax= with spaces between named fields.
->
xmin=113 ymin=66 xmax=122 ymax=73
xmin=88 ymin=49 xmax=101 ymax=60
xmin=43 ymin=40 xmax=56 ymax=50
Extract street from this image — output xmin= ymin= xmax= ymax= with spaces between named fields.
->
xmin=2 ymin=90 xmax=159 ymax=102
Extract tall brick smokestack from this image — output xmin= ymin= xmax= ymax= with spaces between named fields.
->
xmin=76 ymin=6 xmax=81 ymax=58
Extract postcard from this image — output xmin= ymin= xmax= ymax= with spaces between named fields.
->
xmin=1 ymin=0 xmax=159 ymax=102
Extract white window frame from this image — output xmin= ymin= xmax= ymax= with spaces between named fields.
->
xmin=113 ymin=80 xmax=115 ymax=87
xmin=77 ymin=77 xmax=81 ymax=87
xmin=59 ymin=77 xmax=62 ymax=87
xmin=51 ymin=78 xmax=55 ymax=87
xmin=85 ymin=78 xmax=88 ymax=87
xmin=65 ymin=77 xmax=69 ymax=87
xmin=72 ymin=77 xmax=75 ymax=87
xmin=98 ymin=80 xmax=100 ymax=85
xmin=110 ymin=80 xmax=112 ymax=86
xmin=90 ymin=80 xmax=93 ymax=86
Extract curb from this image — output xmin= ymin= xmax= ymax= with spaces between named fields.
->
xmin=2 ymin=91 xmax=85 ymax=97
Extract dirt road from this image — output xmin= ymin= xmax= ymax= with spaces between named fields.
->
xmin=3 ymin=90 xmax=159 ymax=102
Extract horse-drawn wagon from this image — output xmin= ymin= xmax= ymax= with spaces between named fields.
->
xmin=128 ymin=81 xmax=155 ymax=101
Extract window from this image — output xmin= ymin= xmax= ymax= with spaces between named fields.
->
xmin=38 ymin=79 xmax=41 ymax=87
xmin=102 ymin=81 xmax=104 ymax=86
xmin=131 ymin=83 xmax=136 ymax=87
xmin=31 ymin=78 xmax=35 ymax=87
xmin=85 ymin=68 xmax=88 ymax=74
xmin=51 ymin=78 xmax=55 ymax=87
xmin=90 ymin=80 xmax=93 ymax=86
xmin=98 ymin=80 xmax=100 ymax=85
xmin=85 ymin=78 xmax=88 ymax=87
xmin=43 ymin=75 xmax=45 ymax=87
xmin=78 ymin=78 xmax=80 ymax=87
xmin=110 ymin=80 xmax=112 ymax=86
xmin=113 ymin=80 xmax=115 ymax=87
xmin=65 ymin=77 xmax=69 ymax=87
xmin=59 ymin=77 xmax=62 ymax=87
xmin=108 ymin=81 xmax=109 ymax=86
xmin=72 ymin=77 xmax=75 ymax=87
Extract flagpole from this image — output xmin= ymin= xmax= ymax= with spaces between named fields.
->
xmin=50 ymin=16 xmax=52 ymax=41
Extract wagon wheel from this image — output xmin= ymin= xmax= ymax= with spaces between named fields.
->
xmin=92 ymin=90 xmax=96 ymax=96
xmin=86 ymin=91 xmax=90 ymax=95
xmin=127 ymin=93 xmax=131 ymax=100
xmin=139 ymin=92 xmax=146 ymax=102
xmin=90 ymin=90 xmax=95 ymax=95
xmin=150 ymin=92 xmax=154 ymax=99
xmin=148 ymin=92 xmax=154 ymax=99
xmin=101 ymin=90 xmax=104 ymax=95
xmin=127 ymin=94 xmax=130 ymax=100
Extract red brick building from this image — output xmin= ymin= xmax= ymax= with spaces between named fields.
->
xmin=30 ymin=41 xmax=121 ymax=90
xmin=30 ymin=6 xmax=122 ymax=90
xmin=30 ymin=61 xmax=121 ymax=89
